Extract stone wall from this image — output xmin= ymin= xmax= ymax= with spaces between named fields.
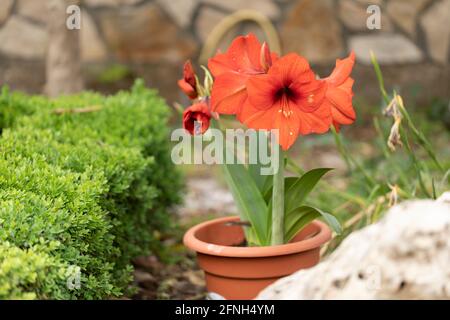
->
xmin=0 ymin=0 xmax=448 ymax=104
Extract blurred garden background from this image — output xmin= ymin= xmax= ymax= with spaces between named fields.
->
xmin=0 ymin=0 xmax=449 ymax=300
xmin=1 ymin=0 xmax=449 ymax=103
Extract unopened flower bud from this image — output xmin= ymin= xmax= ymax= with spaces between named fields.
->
xmin=260 ymin=42 xmax=272 ymax=72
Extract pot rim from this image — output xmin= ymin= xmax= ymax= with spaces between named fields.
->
xmin=183 ymin=216 xmax=331 ymax=258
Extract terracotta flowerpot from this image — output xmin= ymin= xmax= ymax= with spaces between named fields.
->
xmin=183 ymin=216 xmax=331 ymax=299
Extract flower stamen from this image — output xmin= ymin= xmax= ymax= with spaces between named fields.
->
xmin=280 ymin=91 xmax=292 ymax=118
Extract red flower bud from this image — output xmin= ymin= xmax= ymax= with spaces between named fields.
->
xmin=178 ymin=60 xmax=198 ymax=99
xmin=182 ymin=102 xmax=211 ymax=135
xmin=260 ymin=42 xmax=272 ymax=72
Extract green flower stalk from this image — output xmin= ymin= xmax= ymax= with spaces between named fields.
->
xmin=271 ymin=146 xmax=285 ymax=245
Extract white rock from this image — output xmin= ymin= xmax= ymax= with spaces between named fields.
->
xmin=349 ymin=34 xmax=423 ymax=65
xmin=258 ymin=193 xmax=450 ymax=299
xmin=0 ymin=0 xmax=14 ymax=24
xmin=420 ymin=0 xmax=450 ymax=64
xmin=281 ymin=0 xmax=343 ymax=64
xmin=84 ymin=0 xmax=141 ymax=7
xmin=355 ymin=0 xmax=382 ymax=4
xmin=202 ymin=0 xmax=280 ymax=19
xmin=339 ymin=0 xmax=392 ymax=32
xmin=16 ymin=0 xmax=49 ymax=24
xmin=386 ymin=0 xmax=430 ymax=37
xmin=195 ymin=7 xmax=227 ymax=42
xmin=81 ymin=11 xmax=108 ymax=62
xmin=207 ymin=292 xmax=226 ymax=300
xmin=438 ymin=192 xmax=450 ymax=204
xmin=0 ymin=16 xmax=47 ymax=59
xmin=157 ymin=0 xmax=198 ymax=28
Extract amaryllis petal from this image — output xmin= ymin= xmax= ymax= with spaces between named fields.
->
xmin=208 ymin=33 xmax=277 ymax=116
xmin=297 ymin=101 xmax=332 ymax=135
xmin=239 ymin=101 xmax=275 ymax=130
xmin=245 ymin=74 xmax=279 ymax=110
xmin=272 ymin=53 xmax=311 ymax=84
xmin=242 ymin=97 xmax=331 ymax=149
xmin=327 ymin=51 xmax=355 ymax=87
xmin=327 ymin=85 xmax=355 ymax=119
xmin=272 ymin=100 xmax=301 ymax=150
xmin=331 ymin=106 xmax=354 ymax=126
xmin=208 ymin=34 xmax=263 ymax=77
xmin=241 ymin=53 xmax=330 ymax=150
xmin=320 ymin=51 xmax=356 ymax=129
xmin=340 ymin=77 xmax=355 ymax=97
xmin=292 ymin=78 xmax=326 ymax=113
xmin=210 ymin=73 xmax=248 ymax=114
xmin=241 ymin=100 xmax=301 ymax=150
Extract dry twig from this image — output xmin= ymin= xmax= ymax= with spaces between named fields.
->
xmin=52 ymin=105 xmax=103 ymax=115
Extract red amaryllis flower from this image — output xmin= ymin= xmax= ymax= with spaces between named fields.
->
xmin=239 ymin=53 xmax=330 ymax=150
xmin=208 ymin=33 xmax=277 ymax=118
xmin=183 ymin=102 xmax=211 ymax=135
xmin=178 ymin=60 xmax=198 ymax=99
xmin=320 ymin=52 xmax=356 ymax=131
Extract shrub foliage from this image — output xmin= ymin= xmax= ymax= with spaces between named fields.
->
xmin=0 ymin=81 xmax=182 ymax=299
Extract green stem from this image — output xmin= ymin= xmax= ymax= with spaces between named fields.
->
xmin=331 ymin=126 xmax=352 ymax=171
xmin=399 ymin=126 xmax=432 ymax=198
xmin=373 ymin=117 xmax=410 ymax=188
xmin=396 ymin=99 xmax=444 ymax=172
xmin=370 ymin=51 xmax=390 ymax=105
xmin=271 ymin=145 xmax=285 ymax=245
xmin=331 ymin=126 xmax=376 ymax=188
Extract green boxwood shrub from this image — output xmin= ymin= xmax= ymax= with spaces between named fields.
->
xmin=0 ymin=80 xmax=182 ymax=299
xmin=0 ymin=242 xmax=68 ymax=300
xmin=0 ymin=86 xmax=49 ymax=132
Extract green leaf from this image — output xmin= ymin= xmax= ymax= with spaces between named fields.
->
xmin=248 ymin=162 xmax=269 ymax=194
xmin=245 ymin=227 xmax=259 ymax=246
xmin=431 ymin=178 xmax=437 ymax=200
xmin=223 ymin=161 xmax=269 ymax=246
xmin=261 ymin=177 xmax=274 ymax=200
xmin=285 ymin=168 xmax=333 ymax=213
xmin=211 ymin=121 xmax=269 ymax=245
xmin=263 ymin=176 xmax=297 ymax=202
xmin=285 ymin=205 xmax=342 ymax=242
xmin=248 ymin=131 xmax=271 ymax=193
xmin=367 ymin=184 xmax=382 ymax=202
xmin=370 ymin=50 xmax=390 ymax=104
